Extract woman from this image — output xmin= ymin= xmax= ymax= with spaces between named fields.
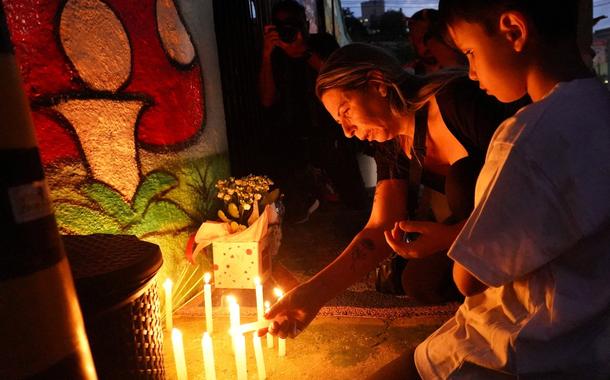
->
xmin=264 ymin=43 xmax=527 ymax=338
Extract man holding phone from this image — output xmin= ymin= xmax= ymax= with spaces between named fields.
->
xmin=258 ymin=0 xmax=368 ymax=224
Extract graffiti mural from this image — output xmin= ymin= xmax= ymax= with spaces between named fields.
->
xmin=3 ymin=0 xmax=229 ymax=287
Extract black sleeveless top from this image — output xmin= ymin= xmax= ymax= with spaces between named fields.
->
xmin=374 ymin=75 xmax=529 ymax=193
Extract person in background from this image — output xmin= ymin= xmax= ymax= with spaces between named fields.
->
xmin=422 ymin=18 xmax=467 ymax=71
xmin=405 ymin=9 xmax=441 ymax=74
xmin=406 ymin=8 xmax=467 ymax=74
xmin=376 ymin=0 xmax=610 ymax=378
xmin=258 ymin=0 xmax=367 ymax=223
xmin=261 ymin=42 xmax=527 ymax=343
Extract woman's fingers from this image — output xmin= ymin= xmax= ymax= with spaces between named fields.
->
xmin=266 ymin=317 xmax=304 ymax=339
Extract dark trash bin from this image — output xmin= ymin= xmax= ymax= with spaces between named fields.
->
xmin=62 ymin=234 xmax=165 ymax=379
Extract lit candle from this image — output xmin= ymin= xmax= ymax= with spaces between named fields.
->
xmin=171 ymin=328 xmax=188 ymax=380
xmin=234 ymin=333 xmax=247 ymax=380
xmin=254 ymin=276 xmax=264 ymax=321
xmin=274 ymin=288 xmax=286 ymax=357
xmin=227 ymin=296 xmax=241 ymax=355
xmin=230 ymin=320 xmax=269 ymax=335
xmin=227 ymin=296 xmax=241 ymax=332
xmin=265 ymin=301 xmax=274 ymax=348
xmin=278 ymin=335 xmax=286 ymax=357
xmin=204 ymin=272 xmax=213 ymax=334
xmin=253 ymin=333 xmax=267 ymax=380
xmin=201 ymin=332 xmax=216 ymax=380
xmin=163 ymin=278 xmax=173 ymax=331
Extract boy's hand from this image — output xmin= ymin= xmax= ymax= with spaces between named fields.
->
xmin=384 ymin=220 xmax=460 ymax=259
xmin=257 ymin=282 xmax=321 ymax=339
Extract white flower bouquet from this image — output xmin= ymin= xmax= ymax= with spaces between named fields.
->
xmin=215 ymin=174 xmax=281 ymax=233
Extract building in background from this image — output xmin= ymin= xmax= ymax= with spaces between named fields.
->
xmin=361 ymin=0 xmax=384 ymax=22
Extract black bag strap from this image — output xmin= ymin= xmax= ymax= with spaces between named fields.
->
xmin=407 ymin=104 xmax=428 ymax=219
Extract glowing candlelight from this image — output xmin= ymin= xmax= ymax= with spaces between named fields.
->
xmin=278 ymin=335 xmax=286 ymax=357
xmin=227 ymin=296 xmax=241 ymax=332
xmin=227 ymin=295 xmax=241 ymax=355
xmin=230 ymin=320 xmax=269 ymax=335
xmin=163 ymin=278 xmax=173 ymax=331
xmin=171 ymin=328 xmax=188 ymax=380
xmin=254 ymin=276 xmax=264 ymax=321
xmin=201 ymin=332 xmax=216 ymax=380
xmin=253 ymin=332 xmax=267 ymax=380
xmin=274 ymin=288 xmax=286 ymax=357
xmin=234 ymin=333 xmax=247 ymax=380
xmin=204 ymin=272 xmax=213 ymax=334
xmin=265 ymin=301 xmax=274 ymax=348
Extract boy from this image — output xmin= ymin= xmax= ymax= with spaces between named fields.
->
xmin=388 ymin=0 xmax=610 ymax=378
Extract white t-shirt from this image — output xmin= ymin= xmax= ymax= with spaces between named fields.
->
xmin=415 ymin=78 xmax=610 ymax=379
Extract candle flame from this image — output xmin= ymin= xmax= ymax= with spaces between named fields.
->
xmin=204 ymin=272 xmax=211 ymax=284
xmin=264 ymin=300 xmax=270 ymax=309
xmin=227 ymin=295 xmax=236 ymax=305
xmin=273 ymin=287 xmax=284 ymax=299
xmin=254 ymin=276 xmax=261 ymax=285
xmin=163 ymin=278 xmax=173 ymax=291
xmin=171 ymin=327 xmax=182 ymax=340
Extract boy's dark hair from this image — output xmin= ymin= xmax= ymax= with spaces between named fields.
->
xmin=409 ymin=8 xmax=438 ymax=24
xmin=438 ymin=0 xmax=579 ymax=43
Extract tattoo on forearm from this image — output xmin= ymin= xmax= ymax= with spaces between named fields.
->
xmin=350 ymin=238 xmax=375 ymax=270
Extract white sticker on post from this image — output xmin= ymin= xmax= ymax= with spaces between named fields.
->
xmin=8 ymin=180 xmax=54 ymax=224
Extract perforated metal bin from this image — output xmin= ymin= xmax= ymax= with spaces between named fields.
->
xmin=63 ymin=234 xmax=165 ymax=379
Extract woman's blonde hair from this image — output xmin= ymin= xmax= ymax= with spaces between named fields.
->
xmin=316 ymin=43 xmax=465 ymax=116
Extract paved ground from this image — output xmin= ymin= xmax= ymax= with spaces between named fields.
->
xmin=165 ymin=310 xmax=449 ymax=380
xmin=168 ymin=197 xmax=460 ymax=379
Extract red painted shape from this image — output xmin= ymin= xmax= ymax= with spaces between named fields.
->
xmin=3 ymin=0 xmax=205 ymax=165
xmin=33 ymin=111 xmax=81 ymax=163
xmin=246 ymin=249 xmax=252 ymax=255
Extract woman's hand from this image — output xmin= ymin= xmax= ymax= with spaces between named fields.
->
xmin=384 ymin=220 xmax=463 ymax=259
xmin=259 ymin=281 xmax=323 ymax=339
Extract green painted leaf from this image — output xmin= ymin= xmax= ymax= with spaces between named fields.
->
xmin=132 ymin=171 xmax=179 ymax=215
xmin=83 ymin=182 xmax=135 ymax=224
xmin=55 ymin=203 xmax=122 ymax=235
xmin=125 ymin=200 xmax=193 ymax=237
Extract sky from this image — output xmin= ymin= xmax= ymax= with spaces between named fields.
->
xmin=340 ymin=0 xmax=610 ymax=31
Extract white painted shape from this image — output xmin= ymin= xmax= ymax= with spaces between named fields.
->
xmin=157 ymin=0 xmax=196 ymax=65
xmin=54 ymin=99 xmax=143 ymax=199
xmin=60 ymin=0 xmax=131 ymax=92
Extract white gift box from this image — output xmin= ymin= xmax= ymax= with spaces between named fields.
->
xmin=194 ymin=204 xmax=281 ymax=289
xmin=212 ymin=226 xmax=278 ymax=289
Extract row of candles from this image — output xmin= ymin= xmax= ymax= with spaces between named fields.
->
xmin=163 ymin=274 xmax=286 ymax=379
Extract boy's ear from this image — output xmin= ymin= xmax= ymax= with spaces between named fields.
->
xmin=498 ymin=11 xmax=528 ymax=53
xmin=367 ymin=70 xmax=388 ymax=97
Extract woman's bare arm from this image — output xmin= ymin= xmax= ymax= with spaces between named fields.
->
xmin=299 ymin=179 xmax=408 ymax=306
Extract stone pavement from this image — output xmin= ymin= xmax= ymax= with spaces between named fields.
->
xmin=163 ymin=312 xmax=446 ymax=380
